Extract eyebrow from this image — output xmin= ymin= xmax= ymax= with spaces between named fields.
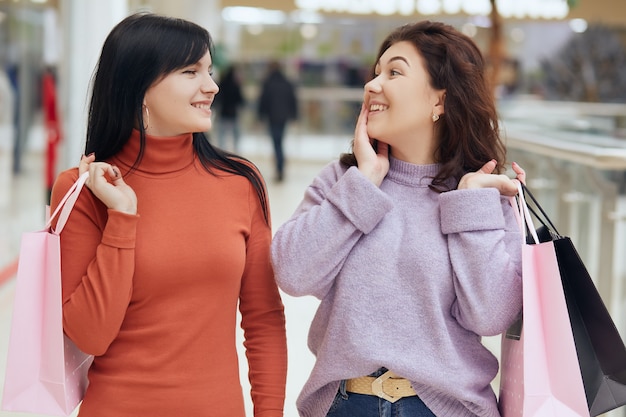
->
xmin=379 ymin=56 xmax=410 ymax=67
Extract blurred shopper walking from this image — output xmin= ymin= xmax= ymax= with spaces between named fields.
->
xmin=215 ymin=64 xmax=245 ymax=152
xmin=258 ymin=61 xmax=298 ymax=182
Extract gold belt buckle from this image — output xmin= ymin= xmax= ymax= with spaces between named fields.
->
xmin=371 ymin=370 xmax=401 ymax=403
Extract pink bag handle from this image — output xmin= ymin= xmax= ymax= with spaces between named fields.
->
xmin=47 ymin=171 xmax=89 ymax=234
xmin=514 ymin=182 xmax=539 ymax=245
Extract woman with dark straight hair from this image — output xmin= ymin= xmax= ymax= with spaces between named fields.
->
xmin=271 ymin=21 xmax=525 ymax=417
xmin=50 ymin=13 xmax=287 ymax=417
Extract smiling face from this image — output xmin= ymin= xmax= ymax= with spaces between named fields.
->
xmin=365 ymin=41 xmax=445 ymax=164
xmin=142 ymin=50 xmax=218 ymax=137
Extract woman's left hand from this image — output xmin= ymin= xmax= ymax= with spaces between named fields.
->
xmin=353 ymin=102 xmax=390 ymax=187
xmin=457 ymin=160 xmax=526 ymax=196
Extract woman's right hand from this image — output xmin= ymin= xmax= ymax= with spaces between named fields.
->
xmin=354 ymin=101 xmax=389 ymax=187
xmin=79 ymin=154 xmax=138 ymax=215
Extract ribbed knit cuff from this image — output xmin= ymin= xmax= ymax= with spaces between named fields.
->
xmin=101 ymin=209 xmax=138 ymax=248
xmin=439 ymin=188 xmax=504 ymax=234
xmin=326 ymin=166 xmax=393 ymax=234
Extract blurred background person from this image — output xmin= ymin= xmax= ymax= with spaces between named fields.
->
xmin=215 ymin=63 xmax=245 ymax=152
xmin=257 ymin=60 xmax=298 ymax=183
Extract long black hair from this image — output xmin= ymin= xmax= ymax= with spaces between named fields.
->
xmin=341 ymin=21 xmax=505 ymax=192
xmin=85 ymin=13 xmax=268 ymax=222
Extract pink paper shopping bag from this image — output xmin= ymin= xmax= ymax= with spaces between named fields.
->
xmin=498 ymin=186 xmax=589 ymax=417
xmin=2 ymin=172 xmax=93 ymax=416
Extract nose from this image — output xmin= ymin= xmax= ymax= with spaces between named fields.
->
xmin=365 ymin=75 xmax=381 ymax=94
xmin=202 ymin=74 xmax=219 ymax=95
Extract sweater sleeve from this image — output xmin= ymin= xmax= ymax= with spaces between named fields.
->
xmin=440 ymin=188 xmax=523 ymax=336
xmin=238 ymin=180 xmax=288 ymax=417
xmin=50 ymin=169 xmax=138 ymax=355
xmin=271 ymin=163 xmax=393 ymax=299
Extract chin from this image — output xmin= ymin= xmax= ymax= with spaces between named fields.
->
xmin=196 ymin=122 xmax=213 ymax=133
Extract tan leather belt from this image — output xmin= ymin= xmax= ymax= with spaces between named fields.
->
xmin=345 ymin=370 xmax=417 ymax=403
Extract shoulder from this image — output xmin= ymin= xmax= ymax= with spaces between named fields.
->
xmin=50 ymin=167 xmax=80 ymax=207
xmin=215 ymin=156 xmax=268 ymax=198
xmin=229 ymin=156 xmax=264 ymax=178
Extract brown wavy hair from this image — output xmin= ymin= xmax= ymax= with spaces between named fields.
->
xmin=340 ymin=20 xmax=506 ymax=192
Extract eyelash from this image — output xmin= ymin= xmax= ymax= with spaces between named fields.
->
xmin=374 ymin=69 xmax=400 ymax=77
xmin=183 ymin=69 xmax=214 ymax=76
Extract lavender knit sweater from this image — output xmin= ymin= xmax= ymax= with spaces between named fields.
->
xmin=271 ymin=157 xmax=523 ymax=417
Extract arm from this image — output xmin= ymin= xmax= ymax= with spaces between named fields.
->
xmin=271 ymin=163 xmax=393 ymax=299
xmin=239 ymin=182 xmax=287 ymax=417
xmin=441 ymin=188 xmax=523 ymax=336
xmin=51 ymin=169 xmax=138 ymax=355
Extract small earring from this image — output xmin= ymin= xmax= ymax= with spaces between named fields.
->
xmin=142 ymin=105 xmax=150 ymax=130
xmin=432 ymin=113 xmax=439 ymax=122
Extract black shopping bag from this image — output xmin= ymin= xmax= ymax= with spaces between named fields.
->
xmin=524 ymin=185 xmax=626 ymax=416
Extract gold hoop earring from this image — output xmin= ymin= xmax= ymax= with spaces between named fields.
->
xmin=142 ymin=105 xmax=150 ymax=130
xmin=432 ymin=113 xmax=439 ymax=122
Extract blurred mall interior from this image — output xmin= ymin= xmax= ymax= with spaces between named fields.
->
xmin=1 ymin=0 xmax=626 ymax=416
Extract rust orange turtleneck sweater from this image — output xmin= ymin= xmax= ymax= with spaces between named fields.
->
xmin=50 ymin=130 xmax=287 ymax=416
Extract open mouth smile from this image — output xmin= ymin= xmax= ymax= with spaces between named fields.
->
xmin=369 ymin=104 xmax=388 ymax=112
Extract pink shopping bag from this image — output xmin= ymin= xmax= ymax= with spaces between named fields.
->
xmin=2 ymin=172 xmax=93 ymax=416
xmin=498 ymin=186 xmax=590 ymax=417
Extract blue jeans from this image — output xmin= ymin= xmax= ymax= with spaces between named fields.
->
xmin=326 ymin=369 xmax=436 ymax=417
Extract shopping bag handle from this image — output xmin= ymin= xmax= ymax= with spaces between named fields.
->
xmin=520 ymin=184 xmax=562 ymax=238
xmin=47 ymin=171 xmax=89 ymax=234
xmin=515 ymin=182 xmax=539 ymax=245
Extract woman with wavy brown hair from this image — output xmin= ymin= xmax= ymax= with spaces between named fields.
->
xmin=271 ymin=21 xmax=525 ymax=417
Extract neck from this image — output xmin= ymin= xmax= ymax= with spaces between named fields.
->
xmin=112 ymin=129 xmax=195 ymax=176
xmin=387 ymin=130 xmax=437 ymax=165
xmin=390 ymin=146 xmax=436 ymax=165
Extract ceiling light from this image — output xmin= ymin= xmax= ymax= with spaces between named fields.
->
xmin=510 ymin=27 xmax=525 ymax=42
xmin=222 ymin=7 xmax=286 ymax=25
xmin=300 ymin=24 xmax=318 ymax=39
xmin=296 ymin=0 xmax=569 ymax=19
xmin=569 ymin=18 xmax=588 ymax=33
xmin=461 ymin=22 xmax=477 ymax=37
xmin=290 ymin=9 xmax=324 ymax=24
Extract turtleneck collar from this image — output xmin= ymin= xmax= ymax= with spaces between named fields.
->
xmin=112 ymin=129 xmax=195 ymax=177
xmin=385 ymin=156 xmax=441 ymax=187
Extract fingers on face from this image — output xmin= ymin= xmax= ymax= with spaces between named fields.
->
xmin=357 ymin=103 xmax=368 ymax=124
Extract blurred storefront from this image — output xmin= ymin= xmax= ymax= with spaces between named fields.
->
xmin=2 ymin=0 xmax=626 ymax=162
